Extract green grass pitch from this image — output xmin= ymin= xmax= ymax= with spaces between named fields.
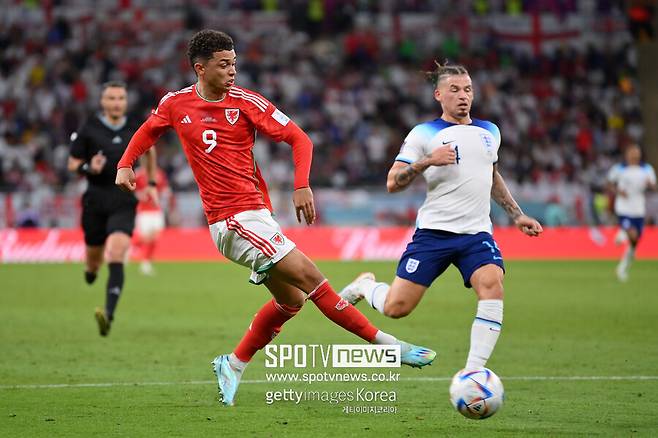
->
xmin=1 ymin=261 xmax=657 ymax=437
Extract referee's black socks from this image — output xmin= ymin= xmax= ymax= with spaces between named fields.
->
xmin=106 ymin=262 xmax=125 ymax=321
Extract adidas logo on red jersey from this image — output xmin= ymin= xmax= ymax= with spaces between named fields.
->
xmin=181 ymin=115 xmax=192 ymax=124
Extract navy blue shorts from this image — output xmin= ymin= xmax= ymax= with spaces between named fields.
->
xmin=618 ymin=215 xmax=645 ymax=238
xmin=396 ymin=229 xmax=505 ymax=288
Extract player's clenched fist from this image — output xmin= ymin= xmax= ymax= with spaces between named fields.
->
xmin=514 ymin=214 xmax=543 ymax=237
xmin=116 ymin=167 xmax=137 ymax=192
xmin=428 ymin=144 xmax=457 ymax=166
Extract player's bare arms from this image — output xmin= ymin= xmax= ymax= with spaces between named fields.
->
xmin=491 ymin=164 xmax=543 ymax=237
xmin=386 ymin=144 xmax=456 ymax=192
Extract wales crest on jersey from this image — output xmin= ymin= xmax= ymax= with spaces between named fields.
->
xmin=225 ymin=108 xmax=240 ymax=125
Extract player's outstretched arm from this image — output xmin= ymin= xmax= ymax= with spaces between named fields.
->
xmin=491 ymin=165 xmax=543 ymax=237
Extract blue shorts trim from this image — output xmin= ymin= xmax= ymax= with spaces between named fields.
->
xmin=396 ymin=229 xmax=505 ymax=288
xmin=618 ymin=216 xmax=644 ymax=237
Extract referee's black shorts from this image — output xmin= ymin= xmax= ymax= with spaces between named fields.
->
xmin=81 ymin=186 xmax=138 ymax=246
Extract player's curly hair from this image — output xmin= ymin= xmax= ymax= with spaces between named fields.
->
xmin=425 ymin=61 xmax=469 ymax=86
xmin=187 ymin=29 xmax=234 ymax=68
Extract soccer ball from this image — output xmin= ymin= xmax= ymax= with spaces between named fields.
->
xmin=449 ymin=368 xmax=504 ymax=419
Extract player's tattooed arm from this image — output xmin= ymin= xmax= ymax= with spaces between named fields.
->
xmin=492 ymin=165 xmax=543 ymax=236
xmin=387 ymin=157 xmax=431 ymax=192
xmin=387 ymin=145 xmax=456 ymax=192
xmin=491 ymin=165 xmax=523 ymax=221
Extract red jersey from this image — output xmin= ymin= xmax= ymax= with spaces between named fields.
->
xmin=118 ymin=84 xmax=312 ymax=224
xmin=135 ymin=167 xmax=168 ymax=213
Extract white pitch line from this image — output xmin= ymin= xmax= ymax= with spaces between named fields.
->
xmin=1 ymin=376 xmax=657 ymax=390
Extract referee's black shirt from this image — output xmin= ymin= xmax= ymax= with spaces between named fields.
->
xmin=70 ymin=114 xmax=141 ymax=187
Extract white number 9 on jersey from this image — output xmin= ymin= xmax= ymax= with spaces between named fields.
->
xmin=203 ymin=129 xmax=218 ymax=153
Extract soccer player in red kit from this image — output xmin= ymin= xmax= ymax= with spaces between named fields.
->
xmin=116 ymin=30 xmax=435 ymax=406
xmin=134 ymin=166 xmax=171 ymax=275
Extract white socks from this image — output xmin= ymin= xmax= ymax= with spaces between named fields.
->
xmin=229 ymin=353 xmax=248 ymax=373
xmin=361 ymin=279 xmax=502 ymax=367
xmin=364 ymin=282 xmax=390 ymax=314
xmin=465 ymin=299 xmax=503 ymax=371
xmin=621 ymin=246 xmax=635 ymax=270
xmin=373 ymin=330 xmax=410 ymax=354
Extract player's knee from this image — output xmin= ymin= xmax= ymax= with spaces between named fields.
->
xmin=383 ymin=301 xmax=412 ymax=319
xmin=285 ymin=291 xmax=307 ymax=309
xmin=296 ymin=266 xmax=325 ymax=294
xmin=105 ymin=233 xmax=131 ymax=261
xmin=627 ymin=228 xmax=639 ymax=242
xmin=279 ymin=299 xmax=305 ymax=313
xmin=476 ymin=278 xmax=504 ymax=300
xmin=106 ymin=245 xmax=127 ymax=262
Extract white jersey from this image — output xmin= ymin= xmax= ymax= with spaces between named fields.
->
xmin=396 ymin=118 xmax=501 ymax=234
xmin=607 ymin=162 xmax=656 ymax=217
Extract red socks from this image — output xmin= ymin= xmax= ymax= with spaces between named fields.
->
xmin=233 ymin=281 xmax=378 ymax=363
xmin=308 ymin=281 xmax=378 ymax=342
xmin=233 ymin=299 xmax=301 ymax=362
xmin=143 ymin=241 xmax=156 ymax=260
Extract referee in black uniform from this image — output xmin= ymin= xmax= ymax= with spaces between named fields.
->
xmin=68 ymin=81 xmax=156 ymax=337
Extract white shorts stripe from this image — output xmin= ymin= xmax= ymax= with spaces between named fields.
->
xmin=227 ymin=216 xmax=277 ymax=256
xmin=226 ymin=217 xmax=275 ymax=257
xmin=209 ymin=209 xmax=296 ymax=284
xmin=227 ymin=216 xmax=276 ymax=256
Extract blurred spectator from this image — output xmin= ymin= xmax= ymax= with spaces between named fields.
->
xmin=628 ymin=0 xmax=655 ymax=41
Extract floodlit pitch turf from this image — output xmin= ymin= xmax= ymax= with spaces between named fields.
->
xmin=1 ymin=261 xmax=657 ymax=437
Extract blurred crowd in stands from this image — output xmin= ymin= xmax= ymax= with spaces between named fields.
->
xmin=0 ymin=0 xmax=655 ymax=227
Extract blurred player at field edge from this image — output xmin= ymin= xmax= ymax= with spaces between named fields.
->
xmin=115 ymin=30 xmax=435 ymax=406
xmin=67 ymin=81 xmax=157 ymax=336
xmin=341 ymin=62 xmax=543 ymax=374
xmin=607 ymin=144 xmax=656 ymax=281
xmin=134 ymin=165 xmax=172 ymax=275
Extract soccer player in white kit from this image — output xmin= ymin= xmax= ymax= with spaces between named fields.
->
xmin=340 ymin=63 xmax=543 ymax=373
xmin=607 ymin=144 xmax=656 ymax=281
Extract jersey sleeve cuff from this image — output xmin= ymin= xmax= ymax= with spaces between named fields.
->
xmin=395 ymin=156 xmax=414 ymax=164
